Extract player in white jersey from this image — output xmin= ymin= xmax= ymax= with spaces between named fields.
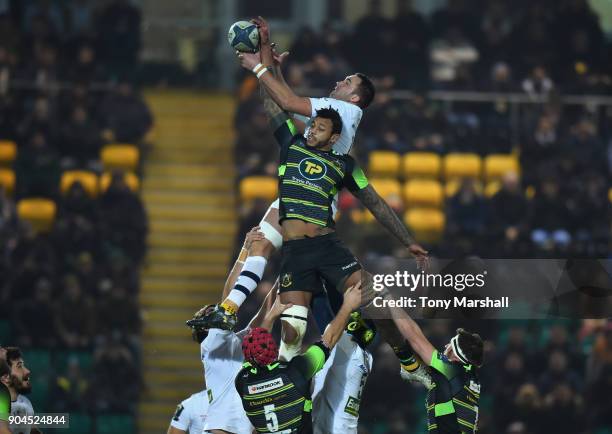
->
xmin=312 ymin=312 xmax=376 ymax=434
xmin=2 ymin=347 xmax=41 ymax=434
xmin=167 ymin=389 xmax=209 ymax=434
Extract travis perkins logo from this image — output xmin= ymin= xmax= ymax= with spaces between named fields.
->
xmin=298 ymin=157 xmax=327 ymax=180
xmin=248 ymin=378 xmax=284 ymax=394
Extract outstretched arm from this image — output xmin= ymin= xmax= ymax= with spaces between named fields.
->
xmin=353 ymin=185 xmax=429 ymax=264
xmin=388 ymin=307 xmax=436 ymax=366
xmin=247 ymin=279 xmax=282 ymax=329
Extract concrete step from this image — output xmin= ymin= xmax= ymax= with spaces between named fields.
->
xmin=143 ymin=355 xmax=202 ymax=369
xmin=144 ymin=308 xmax=197 ymax=322
xmin=148 ymin=233 xmax=234 ymax=249
xmin=146 ymin=204 xmax=234 ymax=221
xmin=143 ymin=190 xmax=234 ymax=207
xmin=140 ymin=292 xmax=217 ymax=309
xmin=147 ymin=247 xmax=230 ymax=265
xmin=148 ymin=153 xmax=233 ymax=165
xmin=150 ymin=220 xmax=235 ymax=236
xmin=146 ymin=163 xmax=235 ymax=178
xmin=145 ymin=263 xmax=228 ymax=279
xmin=143 ymin=338 xmax=196 ymax=354
xmin=141 ymin=276 xmax=225 ymax=293
xmin=143 ymin=175 xmax=234 ymax=192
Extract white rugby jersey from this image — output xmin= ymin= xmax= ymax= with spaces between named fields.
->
xmin=312 ymin=333 xmax=373 ymax=434
xmin=302 ymin=97 xmax=363 ymax=155
xmin=170 ymin=390 xmax=209 ymax=433
xmin=200 ymin=328 xmax=247 ymax=404
xmin=10 ymin=394 xmax=35 ymax=434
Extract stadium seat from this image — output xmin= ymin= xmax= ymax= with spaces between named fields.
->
xmin=0 ymin=168 xmax=15 ymax=195
xmin=100 ymin=171 xmax=140 ymax=192
xmin=484 ymin=180 xmax=501 ymax=197
xmin=368 ymin=151 xmax=401 ymax=178
xmin=60 ymin=170 xmax=99 ymax=197
xmin=0 ymin=140 xmax=16 ymax=165
xmin=240 ymin=176 xmax=277 ymax=201
xmin=101 ymin=144 xmax=140 ymax=171
xmin=608 ymin=187 xmax=612 ymax=203
xmin=403 ymin=152 xmax=441 ymax=179
xmin=369 ymin=178 xmax=401 ymax=200
xmin=95 ymin=414 xmax=135 ymax=434
xmin=17 ymin=198 xmax=57 ymax=232
xmin=483 ymin=154 xmax=520 ymax=181
xmin=445 ymin=179 xmax=483 ymax=197
xmin=404 ymin=208 xmax=446 ymax=243
xmin=64 ymin=413 xmax=91 ymax=434
xmin=403 ymin=179 xmax=444 ymax=208
xmin=443 ymin=153 xmax=482 ymax=180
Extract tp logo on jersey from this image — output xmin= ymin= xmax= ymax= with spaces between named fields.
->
xmin=299 ymin=157 xmax=326 ymax=180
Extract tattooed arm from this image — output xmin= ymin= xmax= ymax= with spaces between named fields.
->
xmin=353 ymin=185 xmax=429 ymax=261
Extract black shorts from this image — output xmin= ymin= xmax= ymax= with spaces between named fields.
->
xmin=279 ymin=232 xmax=362 ymax=295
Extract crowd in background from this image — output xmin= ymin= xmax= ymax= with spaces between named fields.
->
xmin=234 ymin=0 xmax=612 ymax=433
xmin=0 ymin=0 xmax=148 ymax=419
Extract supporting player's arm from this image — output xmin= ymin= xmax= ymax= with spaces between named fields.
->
xmin=322 ymin=280 xmax=364 ymax=349
xmin=388 ymin=308 xmax=436 ymax=366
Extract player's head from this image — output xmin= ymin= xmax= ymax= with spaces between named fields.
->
xmin=345 ymin=311 xmax=377 ymax=348
xmin=307 ymin=107 xmax=342 ymax=149
xmin=329 ymin=73 xmax=375 ymax=109
xmin=444 ymin=329 xmax=484 ymax=367
xmin=4 ymin=347 xmax=31 ymax=394
xmin=186 ymin=304 xmax=216 ymax=343
xmin=242 ymin=327 xmax=279 ymax=366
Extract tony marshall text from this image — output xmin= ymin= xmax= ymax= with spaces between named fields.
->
xmin=373 ymin=296 xmax=510 ymax=309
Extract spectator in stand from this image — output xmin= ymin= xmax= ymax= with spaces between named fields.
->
xmin=54 ymin=274 xmax=96 ymax=349
xmin=99 ymin=172 xmax=148 ymax=263
xmin=350 ymin=0 xmax=393 ymax=77
xmin=520 ymin=114 xmax=559 ymax=186
xmin=17 ymin=96 xmax=56 ymax=144
xmin=96 ymin=0 xmax=141 ymax=73
xmin=529 ymin=179 xmax=572 ymax=252
xmin=89 ymin=336 xmax=141 ymax=412
xmin=58 ymin=105 xmax=103 ymax=169
xmin=479 ymin=1 xmax=514 ymax=72
xmin=586 ymin=361 xmax=612 ymax=430
xmin=72 ymin=251 xmax=102 ymax=295
xmin=63 ymin=44 xmax=107 ymax=85
xmin=488 ymin=172 xmax=529 ymax=256
xmin=446 ymin=178 xmax=487 ymax=255
xmin=538 ymin=350 xmax=583 ymax=394
xmin=522 ymin=65 xmax=555 ymax=98
xmin=15 ymin=131 xmax=60 ymax=198
xmin=97 ymin=80 xmax=153 ymax=143
xmin=392 ymin=0 xmax=430 ymax=88
xmin=12 ymin=277 xmax=57 ymax=348
xmin=542 ymin=383 xmax=583 ymax=433
xmin=494 ymin=352 xmax=529 ymax=422
xmin=50 ymin=357 xmax=90 ymax=413
xmin=96 ymin=285 xmax=141 ymax=342
xmin=23 ymin=0 xmax=65 ymax=34
xmin=502 ymin=383 xmax=544 ymax=434
xmin=235 ymin=104 xmax=276 ymax=177
xmin=66 ymin=0 xmax=94 ymax=37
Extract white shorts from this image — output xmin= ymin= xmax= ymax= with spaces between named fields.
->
xmin=203 ymin=388 xmax=252 ymax=434
xmin=260 ymin=197 xmax=339 ymax=250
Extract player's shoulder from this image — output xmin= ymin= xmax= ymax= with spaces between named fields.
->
xmin=313 ymin=97 xmax=362 ymax=114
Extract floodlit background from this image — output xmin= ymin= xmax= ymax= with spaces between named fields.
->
xmin=1 ymin=0 xmax=611 ymax=433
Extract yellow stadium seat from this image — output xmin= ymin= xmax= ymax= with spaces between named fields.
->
xmin=0 ymin=168 xmax=15 ymax=195
xmin=484 ymin=181 xmax=501 ymax=197
xmin=17 ymin=198 xmax=57 ymax=232
xmin=101 ymin=144 xmax=140 ymax=171
xmin=608 ymin=187 xmax=612 ymax=204
xmin=403 ymin=179 xmax=444 ymax=209
xmin=240 ymin=176 xmax=277 ymax=201
xmin=0 ymin=140 xmax=17 ymax=165
xmin=369 ymin=178 xmax=401 ymax=199
xmin=443 ymin=153 xmax=482 ymax=180
xmin=60 ymin=171 xmax=99 ymax=197
xmin=403 ymin=152 xmax=441 ymax=179
xmin=445 ymin=179 xmax=483 ymax=197
xmin=368 ymin=151 xmax=401 ymax=178
xmin=483 ymin=154 xmax=520 ymax=181
xmin=100 ymin=171 xmax=140 ymax=193
xmin=404 ymin=208 xmax=446 ymax=243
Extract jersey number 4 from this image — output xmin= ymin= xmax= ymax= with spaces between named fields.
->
xmin=264 ymin=404 xmax=279 ymax=431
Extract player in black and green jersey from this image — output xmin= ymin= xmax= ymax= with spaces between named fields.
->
xmin=0 ymin=352 xmax=11 ymax=434
xmin=235 ymin=280 xmax=364 ymax=434
xmin=390 ymin=311 xmax=484 ymax=434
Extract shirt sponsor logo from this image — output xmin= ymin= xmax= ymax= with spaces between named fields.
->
xmin=247 ymin=378 xmax=284 ymax=394
xmin=344 ymin=396 xmax=360 ymax=417
xmin=298 ymin=157 xmax=327 ymax=180
xmin=469 ymin=380 xmax=481 ymax=394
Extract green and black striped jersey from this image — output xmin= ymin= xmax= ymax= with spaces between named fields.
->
xmin=235 ymin=342 xmax=330 ymax=433
xmin=274 ymin=119 xmax=368 ymax=228
xmin=426 ymin=350 xmax=480 ymax=434
xmin=0 ymin=383 xmax=10 ymax=422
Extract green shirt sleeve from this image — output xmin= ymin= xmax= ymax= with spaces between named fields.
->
xmin=342 ymin=157 xmax=369 ymax=193
xmin=0 ymin=384 xmax=10 ymax=421
xmin=430 ymin=349 xmax=456 ymax=380
xmin=273 ymin=119 xmax=298 ymax=150
xmin=291 ymin=342 xmax=330 ymax=380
